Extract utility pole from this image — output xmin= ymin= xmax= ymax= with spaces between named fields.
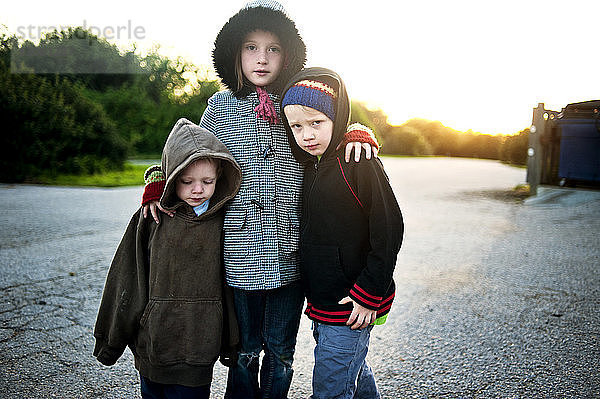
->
xmin=527 ymin=103 xmax=546 ymax=196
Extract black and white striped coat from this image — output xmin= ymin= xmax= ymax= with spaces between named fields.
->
xmin=200 ymin=90 xmax=303 ymax=290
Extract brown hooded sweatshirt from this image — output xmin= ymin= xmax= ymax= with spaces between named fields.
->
xmin=93 ymin=118 xmax=242 ymax=387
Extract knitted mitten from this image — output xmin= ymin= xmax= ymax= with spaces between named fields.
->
xmin=341 ymin=123 xmax=380 ymax=151
xmin=142 ymin=165 xmax=165 ymax=206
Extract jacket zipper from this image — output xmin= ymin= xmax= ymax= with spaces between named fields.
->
xmin=302 ymin=160 xmax=319 ymax=235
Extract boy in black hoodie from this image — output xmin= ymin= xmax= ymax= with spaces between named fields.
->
xmin=281 ymin=68 xmax=404 ymax=398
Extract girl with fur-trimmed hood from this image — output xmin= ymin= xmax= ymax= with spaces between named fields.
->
xmin=140 ymin=1 xmax=379 ymax=397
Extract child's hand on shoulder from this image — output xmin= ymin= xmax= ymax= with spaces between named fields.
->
xmin=337 ymin=123 xmax=380 ymax=162
xmin=339 ymin=296 xmax=377 ymax=330
xmin=337 ymin=142 xmax=378 ymax=163
xmin=142 ymin=200 xmax=175 ymax=224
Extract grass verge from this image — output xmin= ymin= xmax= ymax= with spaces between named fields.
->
xmin=32 ymin=162 xmax=153 ymax=187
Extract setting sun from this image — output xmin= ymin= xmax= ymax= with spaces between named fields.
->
xmin=2 ymin=0 xmax=598 ymax=135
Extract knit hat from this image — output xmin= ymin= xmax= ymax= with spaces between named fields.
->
xmin=281 ymin=79 xmax=337 ymax=121
xmin=281 ymin=67 xmax=380 ymax=164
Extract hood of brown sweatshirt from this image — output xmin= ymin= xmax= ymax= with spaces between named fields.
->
xmin=160 ymin=118 xmax=241 ymax=216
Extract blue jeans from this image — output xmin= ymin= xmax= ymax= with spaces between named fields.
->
xmin=225 ymin=282 xmax=304 ymax=399
xmin=311 ymin=322 xmax=380 ymax=399
xmin=140 ymin=375 xmax=210 ymax=399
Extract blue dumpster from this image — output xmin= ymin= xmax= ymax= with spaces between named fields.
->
xmin=557 ymin=118 xmax=600 ymax=182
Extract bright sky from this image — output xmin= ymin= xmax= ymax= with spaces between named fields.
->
xmin=3 ymin=0 xmax=599 ymax=135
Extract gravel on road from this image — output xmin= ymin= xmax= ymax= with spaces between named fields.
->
xmin=1 ymin=157 xmax=598 ymax=398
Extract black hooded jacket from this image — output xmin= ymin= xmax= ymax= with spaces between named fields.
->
xmin=281 ymin=68 xmax=404 ymax=325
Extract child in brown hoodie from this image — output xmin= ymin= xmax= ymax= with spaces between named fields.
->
xmin=93 ymin=118 xmax=242 ymax=398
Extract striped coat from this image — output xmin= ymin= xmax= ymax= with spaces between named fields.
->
xmin=200 ymin=90 xmax=303 ymax=290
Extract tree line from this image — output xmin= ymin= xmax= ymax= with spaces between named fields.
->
xmin=351 ymin=102 xmax=529 ymax=165
xmin=0 ymin=27 xmax=528 ymax=183
xmin=0 ymin=28 xmax=218 ymax=182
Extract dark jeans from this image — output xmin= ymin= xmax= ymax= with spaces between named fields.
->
xmin=140 ymin=375 xmax=210 ymax=399
xmin=225 ymin=281 xmax=304 ymax=399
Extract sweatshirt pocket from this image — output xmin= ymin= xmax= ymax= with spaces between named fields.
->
xmin=136 ymin=298 xmax=223 ymax=366
xmin=300 ymin=244 xmax=351 ymax=304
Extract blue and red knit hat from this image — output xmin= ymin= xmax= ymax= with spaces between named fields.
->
xmin=281 ymin=79 xmax=337 ymax=121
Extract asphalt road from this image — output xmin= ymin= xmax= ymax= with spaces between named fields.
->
xmin=1 ymin=157 xmax=599 ymax=398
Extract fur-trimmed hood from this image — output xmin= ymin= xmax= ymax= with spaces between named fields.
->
xmin=281 ymin=67 xmax=351 ymax=164
xmin=160 ymin=118 xmax=241 ymax=216
xmin=213 ymin=0 xmax=306 ymax=97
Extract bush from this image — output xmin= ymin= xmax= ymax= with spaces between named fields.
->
xmin=381 ymin=126 xmax=432 ymax=155
xmin=0 ymin=68 xmax=127 ymax=182
xmin=0 ymin=28 xmax=223 ymax=183
xmin=499 ymin=129 xmax=529 ymax=165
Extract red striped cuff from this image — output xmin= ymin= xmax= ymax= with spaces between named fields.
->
xmin=349 ymin=283 xmax=382 ymax=310
xmin=376 ymin=291 xmax=395 ymax=316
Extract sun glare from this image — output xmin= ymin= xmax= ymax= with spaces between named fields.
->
xmin=2 ymin=0 xmax=597 ymax=136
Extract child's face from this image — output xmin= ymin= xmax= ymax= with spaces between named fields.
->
xmin=284 ymin=105 xmax=334 ymax=157
xmin=175 ymin=159 xmax=218 ymax=207
xmin=241 ymin=30 xmax=284 ymax=88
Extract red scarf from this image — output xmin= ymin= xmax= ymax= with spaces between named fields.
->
xmin=254 ymin=86 xmax=279 ymax=125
